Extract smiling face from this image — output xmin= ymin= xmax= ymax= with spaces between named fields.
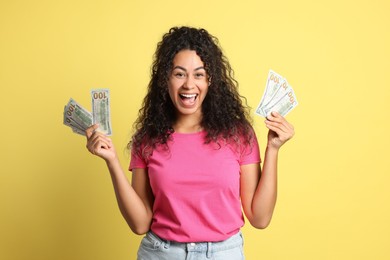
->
xmin=168 ymin=49 xmax=209 ymax=119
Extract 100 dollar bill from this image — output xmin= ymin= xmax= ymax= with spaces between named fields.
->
xmin=256 ymin=70 xmax=298 ymax=117
xmin=256 ymin=70 xmax=286 ymax=116
xmin=262 ymin=89 xmax=298 ymax=117
xmin=91 ymin=89 xmax=112 ymax=136
xmin=63 ymin=98 xmax=92 ymax=134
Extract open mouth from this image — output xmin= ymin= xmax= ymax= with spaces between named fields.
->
xmin=179 ymin=93 xmax=198 ymax=106
xmin=180 ymin=93 xmax=198 ymax=101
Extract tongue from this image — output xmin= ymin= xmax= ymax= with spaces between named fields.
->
xmin=181 ymin=96 xmax=196 ymax=106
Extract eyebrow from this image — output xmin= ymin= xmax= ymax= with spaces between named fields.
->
xmin=172 ymin=65 xmax=205 ymax=71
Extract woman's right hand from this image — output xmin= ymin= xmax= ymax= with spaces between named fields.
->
xmin=85 ymin=124 xmax=117 ymax=162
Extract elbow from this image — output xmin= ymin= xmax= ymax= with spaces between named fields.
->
xmin=127 ymin=219 xmax=152 ymax=235
xmin=249 ymin=217 xmax=272 ymax=229
xmin=252 ymin=221 xmax=270 ymax=229
xmin=122 ymin=211 xmax=152 ymax=235
xmin=131 ymin=226 xmax=149 ymax=235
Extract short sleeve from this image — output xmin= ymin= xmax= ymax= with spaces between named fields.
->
xmin=239 ymin=130 xmax=261 ymax=165
xmin=129 ymin=146 xmax=147 ymax=171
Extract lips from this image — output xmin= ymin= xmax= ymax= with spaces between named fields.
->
xmin=180 ymin=93 xmax=197 ymax=99
xmin=179 ymin=93 xmax=198 ymax=107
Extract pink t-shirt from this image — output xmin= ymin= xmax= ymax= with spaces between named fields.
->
xmin=130 ymin=130 xmax=261 ymax=242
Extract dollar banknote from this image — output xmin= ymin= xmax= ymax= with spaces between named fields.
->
xmin=63 ymin=98 xmax=93 ymax=135
xmin=256 ymin=70 xmax=286 ymax=114
xmin=63 ymin=89 xmax=112 ymax=136
xmin=256 ymin=70 xmax=298 ymax=117
xmin=262 ymin=88 xmax=298 ymax=117
xmin=91 ymin=89 xmax=112 ymax=136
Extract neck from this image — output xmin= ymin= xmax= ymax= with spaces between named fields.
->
xmin=173 ymin=113 xmax=203 ymax=133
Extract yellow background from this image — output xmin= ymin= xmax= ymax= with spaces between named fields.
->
xmin=1 ymin=0 xmax=389 ymax=259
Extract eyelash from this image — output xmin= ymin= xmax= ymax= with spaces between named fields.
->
xmin=175 ymin=72 xmax=185 ymax=77
xmin=174 ymin=72 xmax=205 ymax=78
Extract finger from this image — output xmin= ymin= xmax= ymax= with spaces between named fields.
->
xmin=268 ymin=111 xmax=289 ymax=123
xmin=89 ymin=134 xmax=113 ymax=150
xmin=88 ymin=138 xmax=110 ymax=155
xmin=266 ymin=112 xmax=285 ymax=126
xmin=266 ymin=126 xmax=291 ymax=146
xmin=266 ymin=118 xmax=293 ymax=137
xmin=278 ymin=119 xmax=295 ymax=135
xmin=265 ymin=119 xmax=289 ymax=134
xmin=271 ymin=111 xmax=280 ymax=117
xmin=268 ymin=121 xmax=294 ymax=140
xmin=266 ymin=111 xmax=280 ymax=119
xmin=85 ymin=124 xmax=99 ymax=139
xmin=267 ymin=112 xmax=294 ymax=131
xmin=266 ymin=124 xmax=286 ymax=140
xmin=287 ymin=121 xmax=294 ymax=132
xmin=93 ymin=140 xmax=109 ymax=151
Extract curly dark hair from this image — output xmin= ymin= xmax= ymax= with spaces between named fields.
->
xmin=129 ymin=26 xmax=254 ymax=157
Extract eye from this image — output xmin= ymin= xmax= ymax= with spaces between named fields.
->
xmin=195 ymin=72 xmax=205 ymax=78
xmin=174 ymin=71 xmax=186 ymax=78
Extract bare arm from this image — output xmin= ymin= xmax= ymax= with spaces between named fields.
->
xmin=241 ymin=112 xmax=294 ymax=229
xmin=106 ymin=161 xmax=153 ymax=234
xmin=85 ymin=124 xmax=153 ymax=235
xmin=240 ymin=148 xmax=278 ymax=229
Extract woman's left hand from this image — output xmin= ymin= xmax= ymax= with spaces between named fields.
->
xmin=265 ymin=111 xmax=295 ymax=150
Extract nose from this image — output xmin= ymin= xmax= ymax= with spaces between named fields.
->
xmin=183 ymin=75 xmax=195 ymax=89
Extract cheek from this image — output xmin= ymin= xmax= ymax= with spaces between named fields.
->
xmin=167 ymin=88 xmax=175 ymax=102
xmin=201 ymin=84 xmax=209 ymax=98
xmin=167 ymin=82 xmax=178 ymax=101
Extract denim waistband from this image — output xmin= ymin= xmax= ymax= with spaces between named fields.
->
xmin=146 ymin=230 xmax=243 ymax=254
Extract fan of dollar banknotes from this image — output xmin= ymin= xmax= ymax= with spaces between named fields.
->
xmin=256 ymin=70 xmax=298 ymax=117
xmin=63 ymin=89 xmax=112 ymax=136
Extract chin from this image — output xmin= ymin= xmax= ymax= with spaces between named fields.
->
xmin=176 ymin=106 xmax=201 ymax=116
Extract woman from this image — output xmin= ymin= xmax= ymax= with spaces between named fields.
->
xmin=86 ymin=26 xmax=294 ymax=259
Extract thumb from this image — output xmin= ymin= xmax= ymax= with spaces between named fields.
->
xmin=85 ymin=124 xmax=99 ymax=138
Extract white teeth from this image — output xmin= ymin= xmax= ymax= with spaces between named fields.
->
xmin=180 ymin=94 xmax=197 ymax=98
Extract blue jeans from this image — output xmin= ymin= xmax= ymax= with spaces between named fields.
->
xmin=137 ymin=231 xmax=245 ymax=260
